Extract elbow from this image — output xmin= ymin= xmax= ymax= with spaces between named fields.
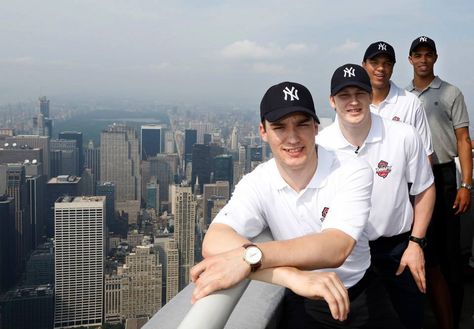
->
xmin=332 ymin=239 xmax=356 ymax=268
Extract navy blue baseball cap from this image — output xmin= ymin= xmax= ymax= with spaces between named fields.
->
xmin=260 ymin=81 xmax=320 ymax=123
xmin=409 ymin=36 xmax=437 ymax=54
xmin=331 ymin=64 xmax=372 ymax=96
xmin=363 ymin=41 xmax=396 ymax=63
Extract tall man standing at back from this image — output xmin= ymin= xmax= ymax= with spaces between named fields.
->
xmin=317 ymin=64 xmax=436 ymax=329
xmin=407 ymin=35 xmax=472 ymax=329
xmin=362 ymin=41 xmax=433 ymax=160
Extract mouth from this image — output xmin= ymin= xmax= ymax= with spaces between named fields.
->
xmin=283 ymin=146 xmax=304 ymax=154
xmin=347 ymin=108 xmax=362 ymax=114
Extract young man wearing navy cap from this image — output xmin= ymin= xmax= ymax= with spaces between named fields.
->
xmin=317 ymin=64 xmax=436 ymax=329
xmin=408 ymin=35 xmax=472 ymax=329
xmin=191 ymin=81 xmax=403 ymax=328
xmin=362 ymin=41 xmax=433 ymax=161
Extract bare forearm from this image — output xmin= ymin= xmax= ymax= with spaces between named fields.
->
xmin=202 ymin=223 xmax=249 ymax=257
xmin=457 ymin=133 xmax=473 ymax=185
xmin=257 ymin=229 xmax=355 ymax=271
xmin=412 ymin=184 xmax=435 ymax=237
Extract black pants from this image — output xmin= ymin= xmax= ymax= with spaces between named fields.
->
xmin=425 ymin=161 xmax=464 ymax=327
xmin=370 ymin=232 xmax=423 ymax=329
xmin=279 ymin=269 xmax=404 ymax=329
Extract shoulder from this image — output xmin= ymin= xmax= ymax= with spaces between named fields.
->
xmin=438 ymin=77 xmax=463 ymax=98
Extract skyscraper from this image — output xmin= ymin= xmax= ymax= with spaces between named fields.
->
xmin=141 ymin=124 xmax=165 ymax=160
xmin=173 ymin=185 xmax=196 ymax=289
xmin=54 ymin=196 xmax=105 ymax=328
xmin=85 ymin=140 xmax=100 ymax=186
xmin=165 ymin=239 xmax=179 ymax=303
xmin=33 ymin=97 xmax=53 ymax=137
xmin=202 ymin=181 xmax=230 ymax=225
xmin=213 ymin=154 xmax=233 ymax=190
xmin=191 ymin=144 xmax=210 ymax=193
xmin=26 ymin=174 xmax=46 ymax=248
xmin=119 ymin=246 xmax=162 ymax=319
xmin=184 ymin=129 xmax=197 ymax=165
xmin=0 ymin=194 xmax=15 ymax=292
xmin=100 ymin=124 xmax=141 ymax=202
xmin=50 ymin=139 xmax=79 ymax=177
xmin=6 ymin=135 xmax=50 ymax=178
xmin=58 ymin=131 xmax=84 ymax=175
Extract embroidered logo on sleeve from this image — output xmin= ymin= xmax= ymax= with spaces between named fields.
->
xmin=375 ymin=160 xmax=392 ymax=178
xmin=320 ymin=207 xmax=330 ymax=222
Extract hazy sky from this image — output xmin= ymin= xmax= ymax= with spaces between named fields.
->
xmin=1 ymin=0 xmax=474 ymax=118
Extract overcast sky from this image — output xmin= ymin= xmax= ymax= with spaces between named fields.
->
xmin=1 ymin=0 xmax=473 ymax=119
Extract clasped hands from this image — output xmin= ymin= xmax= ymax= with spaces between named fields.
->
xmin=190 ymin=246 xmax=350 ymax=321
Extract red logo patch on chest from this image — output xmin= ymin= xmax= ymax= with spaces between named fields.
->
xmin=320 ymin=207 xmax=329 ymax=222
xmin=392 ymin=116 xmax=400 ymax=121
xmin=375 ymin=160 xmax=392 ymax=178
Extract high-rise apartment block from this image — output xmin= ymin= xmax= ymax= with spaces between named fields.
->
xmin=54 ymin=196 xmax=105 ymax=328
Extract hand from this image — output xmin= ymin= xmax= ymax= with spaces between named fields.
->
xmin=286 ymin=269 xmax=349 ymax=321
xmin=190 ymin=247 xmax=250 ymax=303
xmin=453 ymin=188 xmax=471 ymax=215
xmin=396 ymin=241 xmax=426 ymax=293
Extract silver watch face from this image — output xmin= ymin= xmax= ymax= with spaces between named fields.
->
xmin=244 ymin=246 xmax=262 ymax=265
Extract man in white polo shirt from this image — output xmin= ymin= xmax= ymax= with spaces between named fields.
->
xmin=317 ymin=64 xmax=435 ymax=329
xmin=362 ymin=41 xmax=433 ymax=160
xmin=191 ymin=81 xmax=403 ymax=328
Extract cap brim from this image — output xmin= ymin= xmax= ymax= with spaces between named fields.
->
xmin=365 ymin=51 xmax=396 ymax=63
xmin=410 ymin=42 xmax=436 ymax=54
xmin=264 ymin=106 xmax=320 ymax=124
xmin=331 ymin=82 xmax=372 ymax=96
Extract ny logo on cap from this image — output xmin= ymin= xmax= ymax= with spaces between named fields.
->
xmin=419 ymin=36 xmax=428 ymax=42
xmin=378 ymin=43 xmax=387 ymax=51
xmin=343 ymin=67 xmax=355 ymax=78
xmin=283 ymin=86 xmax=299 ymax=101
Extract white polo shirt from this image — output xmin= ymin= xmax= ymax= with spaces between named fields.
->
xmin=370 ymin=81 xmax=433 ymax=156
xmin=213 ymin=146 xmax=373 ymax=288
xmin=317 ymin=114 xmax=434 ymax=241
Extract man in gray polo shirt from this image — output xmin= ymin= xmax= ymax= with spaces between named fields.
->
xmin=407 ymin=35 xmax=472 ymax=329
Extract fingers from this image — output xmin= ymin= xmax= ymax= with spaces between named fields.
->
xmin=395 ymin=262 xmax=406 ymax=276
xmin=408 ymin=263 xmax=426 ymax=293
xmin=190 ymin=261 xmax=206 ymax=282
xmin=319 ymin=273 xmax=349 ymax=321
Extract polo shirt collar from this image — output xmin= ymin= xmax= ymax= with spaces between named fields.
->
xmin=384 ymin=81 xmax=399 ymax=104
xmin=408 ymin=75 xmax=441 ymax=92
xmin=331 ymin=113 xmax=383 ymax=149
xmin=269 ymin=147 xmax=333 ymax=191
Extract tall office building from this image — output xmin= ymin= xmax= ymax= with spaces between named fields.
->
xmin=100 ymin=124 xmax=141 ymax=202
xmin=165 ymin=239 xmax=179 ymax=303
xmin=189 ymin=122 xmax=212 ymax=144
xmin=119 ymin=246 xmax=162 ymax=319
xmin=104 ymin=274 xmax=122 ymax=324
xmin=26 ymin=174 xmax=46 ymax=248
xmin=141 ymin=124 xmax=165 ymax=160
xmin=85 ymin=140 xmax=100 ymax=188
xmin=146 ymin=180 xmax=160 ymax=212
xmin=24 ymin=242 xmax=54 ymax=286
xmin=50 ymin=139 xmax=79 ymax=177
xmin=163 ymin=130 xmax=175 ymax=154
xmin=213 ymin=154 xmax=233 ymax=190
xmin=0 ymin=144 xmax=43 ymax=168
xmin=184 ymin=129 xmax=197 ymax=165
xmin=33 ymin=97 xmax=53 ymax=137
xmin=58 ymin=131 xmax=83 ymax=175
xmin=0 ymin=195 xmax=15 ymax=292
xmin=5 ymin=164 xmax=30 ymax=282
xmin=191 ymin=144 xmax=210 ymax=193
xmin=230 ymin=126 xmax=239 ymax=151
xmin=96 ymin=181 xmax=116 ymax=229
xmin=54 ymin=196 xmax=105 ymax=329
xmin=173 ymin=185 xmax=196 ymax=289
xmin=6 ymin=135 xmax=50 ymax=178
xmin=202 ymin=181 xmax=230 ymax=225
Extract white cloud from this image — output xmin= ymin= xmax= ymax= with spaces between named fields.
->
xmin=252 ymin=62 xmax=287 ymax=74
xmin=333 ymin=40 xmax=360 ymax=53
xmin=220 ymin=40 xmax=312 ymax=60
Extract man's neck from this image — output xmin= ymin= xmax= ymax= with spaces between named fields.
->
xmin=276 ymin=152 xmax=317 ymax=193
xmin=371 ymin=83 xmax=391 ymax=106
xmin=338 ymin=115 xmax=372 ymax=149
xmin=413 ymin=74 xmax=435 ymax=91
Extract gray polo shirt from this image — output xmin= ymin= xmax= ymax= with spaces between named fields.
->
xmin=407 ymin=76 xmax=469 ymax=164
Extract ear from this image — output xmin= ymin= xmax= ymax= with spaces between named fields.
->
xmin=259 ymin=122 xmax=268 ymax=143
xmin=408 ymin=55 xmax=414 ymax=66
xmin=329 ymin=95 xmax=336 ymax=109
xmin=434 ymin=54 xmax=438 ymax=63
xmin=362 ymin=61 xmax=367 ymax=69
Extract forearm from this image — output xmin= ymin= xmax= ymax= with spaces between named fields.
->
xmin=457 ymin=132 xmax=473 ymax=185
xmin=412 ymin=184 xmax=436 ymax=237
xmin=257 ymin=229 xmax=355 ymax=271
xmin=202 ymin=223 xmax=250 ymax=257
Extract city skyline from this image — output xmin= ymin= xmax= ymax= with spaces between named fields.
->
xmin=0 ymin=1 xmax=473 ymax=122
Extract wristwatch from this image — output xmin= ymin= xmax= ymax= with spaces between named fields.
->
xmin=409 ymin=235 xmax=427 ymax=249
xmin=460 ymin=182 xmax=473 ymax=191
xmin=242 ymin=243 xmax=263 ymax=272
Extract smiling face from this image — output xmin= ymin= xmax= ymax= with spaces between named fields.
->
xmin=409 ymin=45 xmax=437 ymax=79
xmin=362 ymin=54 xmax=394 ymax=90
xmin=330 ymin=86 xmax=372 ymax=128
xmin=259 ymin=112 xmax=318 ymax=173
